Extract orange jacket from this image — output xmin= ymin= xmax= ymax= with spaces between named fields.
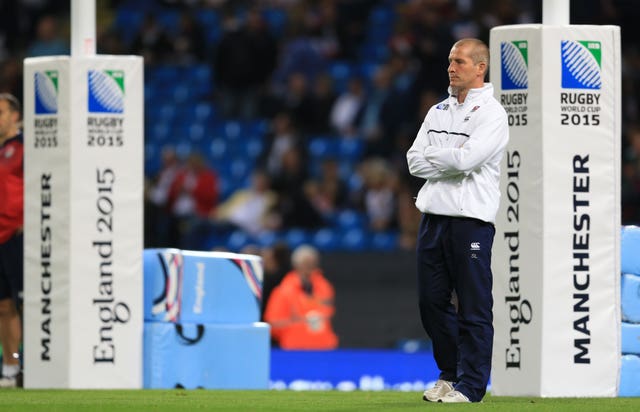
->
xmin=264 ymin=269 xmax=338 ymax=350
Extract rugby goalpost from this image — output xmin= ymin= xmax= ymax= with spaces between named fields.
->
xmin=490 ymin=0 xmax=621 ymax=397
xmin=23 ymin=0 xmax=143 ymax=388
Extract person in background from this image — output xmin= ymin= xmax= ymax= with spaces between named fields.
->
xmin=131 ymin=13 xmax=172 ymax=65
xmin=0 ymin=94 xmax=23 ymax=388
xmin=330 ymin=76 xmax=364 ymax=137
xmin=307 ymin=72 xmax=336 ymax=135
xmin=260 ymin=241 xmax=291 ymax=316
xmin=145 ymin=146 xmax=182 ymax=247
xmin=25 ymin=14 xmax=69 ymax=57
xmin=264 ymin=244 xmax=338 ymax=350
xmin=167 ymin=151 xmax=219 ymax=249
xmin=304 ymin=158 xmax=348 ymax=220
xmin=270 ymin=147 xmax=323 ymax=229
xmin=214 ymin=9 xmax=277 ymax=119
xmin=407 ymin=38 xmax=508 ymax=403
xmin=355 ymin=158 xmax=397 ymax=232
xmin=210 ymin=169 xmax=279 ymax=236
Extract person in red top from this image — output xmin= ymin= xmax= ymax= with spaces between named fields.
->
xmin=0 ymin=93 xmax=23 ymax=387
xmin=264 ymin=244 xmax=338 ymax=350
xmin=166 ymin=151 xmax=218 ymax=249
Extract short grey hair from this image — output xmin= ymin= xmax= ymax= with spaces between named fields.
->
xmin=453 ymin=38 xmax=489 ymax=70
xmin=291 ymin=244 xmax=319 ymax=268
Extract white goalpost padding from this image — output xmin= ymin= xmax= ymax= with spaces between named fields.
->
xmin=22 ymin=0 xmax=144 ymax=389
xmin=490 ymin=24 xmax=621 ymax=397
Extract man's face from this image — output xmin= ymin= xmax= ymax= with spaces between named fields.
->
xmin=447 ymin=43 xmax=484 ymax=93
xmin=296 ymin=255 xmax=318 ymax=278
xmin=0 ymin=100 xmax=18 ymax=140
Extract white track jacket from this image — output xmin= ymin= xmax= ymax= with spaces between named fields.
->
xmin=407 ymin=83 xmax=509 ymax=224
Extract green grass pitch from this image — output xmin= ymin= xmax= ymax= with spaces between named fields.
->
xmin=1 ymin=390 xmax=639 ymax=411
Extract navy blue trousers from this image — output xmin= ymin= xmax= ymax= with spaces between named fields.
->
xmin=416 ymin=213 xmax=495 ymax=402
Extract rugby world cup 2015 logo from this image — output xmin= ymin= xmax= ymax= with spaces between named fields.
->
xmin=501 ymin=41 xmax=528 ymax=90
xmin=88 ymin=70 xmax=125 ymax=113
xmin=561 ymin=40 xmax=601 ymax=89
xmin=34 ymin=70 xmax=59 ymax=114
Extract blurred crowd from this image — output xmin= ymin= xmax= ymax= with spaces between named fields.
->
xmin=2 ymin=0 xmax=640 ymax=251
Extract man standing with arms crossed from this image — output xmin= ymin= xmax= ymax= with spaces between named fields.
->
xmin=407 ymin=38 xmax=508 ymax=403
xmin=0 ymin=93 xmax=23 ymax=388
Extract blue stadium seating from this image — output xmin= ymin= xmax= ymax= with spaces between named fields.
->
xmin=371 ymin=231 xmax=399 ymax=251
xmin=226 ymin=230 xmax=253 ymax=251
xmin=340 ymin=228 xmax=369 ymax=251
xmin=114 ymin=8 xmax=145 ymax=46
xmin=262 ymin=8 xmax=288 ymax=38
xmin=312 ymin=228 xmax=341 ymax=252
xmin=150 ymin=122 xmax=171 ymax=143
xmin=284 ymin=228 xmax=311 ymax=249
xmin=156 ymin=9 xmax=180 ymax=34
xmin=132 ymin=1 xmax=400 ymax=252
xmin=359 ymin=42 xmax=390 ymax=63
xmin=336 ymin=209 xmax=366 ymax=230
xmin=329 ymin=61 xmax=356 ymax=94
xmin=195 ymin=9 xmax=221 ymax=43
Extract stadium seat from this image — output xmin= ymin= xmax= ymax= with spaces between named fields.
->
xmin=156 ymin=9 xmax=180 ymax=34
xmin=174 ymin=140 xmax=193 ymax=159
xmin=329 ymin=61 xmax=355 ymax=94
xmin=358 ymin=42 xmax=390 ymax=63
xmin=368 ymin=5 xmax=395 ymax=27
xmin=187 ymin=65 xmax=213 ymax=98
xmin=262 ymin=8 xmax=288 ymax=38
xmin=336 ymin=209 xmax=366 ymax=230
xmin=151 ymin=65 xmax=181 ymax=84
xmin=203 ymin=232 xmax=227 ymax=251
xmin=255 ymin=230 xmax=278 ymax=247
xmin=226 ymin=230 xmax=253 ymax=252
xmin=217 ymin=176 xmax=233 ymax=201
xmin=113 ymin=8 xmax=145 ymax=46
xmin=245 ymin=118 xmax=269 ymax=137
xmin=151 ymin=122 xmax=171 ymax=142
xmin=193 ymin=102 xmax=215 ymax=122
xmin=212 ymin=120 xmax=244 ymax=141
xmin=366 ymin=25 xmax=393 ymax=43
xmin=312 ymin=228 xmax=340 ymax=252
xmin=340 ymin=228 xmax=369 ymax=251
xmin=204 ymin=138 xmax=228 ymax=162
xmin=309 ymin=136 xmax=340 ymax=159
xmin=284 ymin=228 xmax=310 ymax=249
xmin=226 ymin=158 xmax=251 ymax=180
xmin=144 ymin=83 xmax=155 ymax=104
xmin=338 ymin=138 xmax=364 ymax=161
xmin=246 ymin=136 xmax=264 ymax=159
xmin=158 ymin=103 xmax=177 ymax=122
xmin=371 ymin=231 xmax=399 ymax=251
xmin=172 ymin=83 xmax=192 ymax=104
xmin=195 ymin=9 xmax=221 ymax=43
xmin=144 ymin=143 xmax=161 ymax=176
xmin=188 ymin=124 xmax=206 ymax=142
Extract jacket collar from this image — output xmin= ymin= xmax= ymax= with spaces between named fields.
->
xmin=448 ymin=83 xmax=494 ymax=106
